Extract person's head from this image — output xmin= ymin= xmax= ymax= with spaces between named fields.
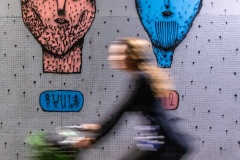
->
xmin=107 ymin=38 xmax=151 ymax=71
xmin=21 ymin=0 xmax=96 ymax=55
xmin=108 ymin=37 xmax=174 ymax=98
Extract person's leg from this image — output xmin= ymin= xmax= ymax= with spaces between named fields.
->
xmin=152 ymin=108 xmax=190 ymax=159
xmin=157 ymin=140 xmax=188 ymax=160
xmin=120 ymin=147 xmax=159 ymax=160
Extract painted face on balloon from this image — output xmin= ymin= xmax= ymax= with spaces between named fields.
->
xmin=21 ymin=0 xmax=96 ymax=73
xmin=136 ymin=0 xmax=202 ymax=68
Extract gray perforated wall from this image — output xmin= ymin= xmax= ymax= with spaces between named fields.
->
xmin=0 ymin=0 xmax=240 ymax=160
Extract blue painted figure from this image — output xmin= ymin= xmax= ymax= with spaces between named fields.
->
xmin=136 ymin=0 xmax=202 ymax=68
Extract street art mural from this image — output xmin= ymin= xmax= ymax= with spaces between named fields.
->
xmin=136 ymin=0 xmax=202 ymax=68
xmin=20 ymin=0 xmax=96 ymax=73
xmin=161 ymin=90 xmax=179 ymax=110
xmin=40 ymin=90 xmax=84 ymax=112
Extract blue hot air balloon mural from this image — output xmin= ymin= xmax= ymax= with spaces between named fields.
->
xmin=136 ymin=0 xmax=202 ymax=68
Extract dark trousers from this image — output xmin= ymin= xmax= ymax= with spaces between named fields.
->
xmin=121 ymin=107 xmax=190 ymax=160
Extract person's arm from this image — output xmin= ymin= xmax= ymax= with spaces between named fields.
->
xmin=75 ymin=75 xmax=153 ymax=148
xmin=84 ymin=76 xmax=143 ymax=141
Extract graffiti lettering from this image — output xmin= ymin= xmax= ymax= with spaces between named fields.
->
xmin=40 ymin=90 xmax=84 ymax=112
xmin=160 ymin=90 xmax=179 ymax=110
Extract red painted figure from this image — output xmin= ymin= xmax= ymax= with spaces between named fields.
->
xmin=21 ymin=0 xmax=96 ymax=73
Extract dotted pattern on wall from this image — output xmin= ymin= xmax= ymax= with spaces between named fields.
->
xmin=0 ymin=2 xmax=240 ymax=160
